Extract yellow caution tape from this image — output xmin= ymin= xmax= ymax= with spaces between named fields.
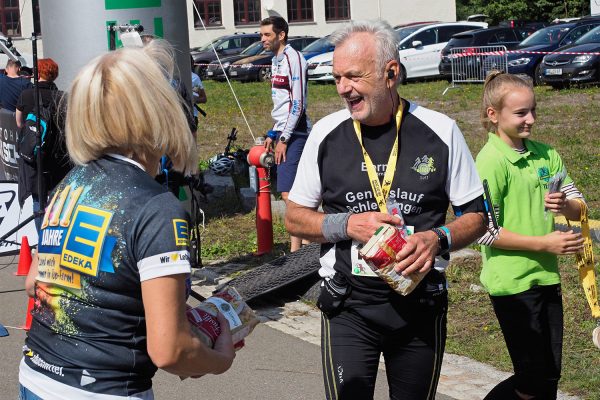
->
xmin=567 ymin=200 xmax=600 ymax=318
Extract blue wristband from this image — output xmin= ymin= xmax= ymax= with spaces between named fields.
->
xmin=266 ymin=130 xmax=278 ymax=140
xmin=439 ymin=226 xmax=452 ymax=250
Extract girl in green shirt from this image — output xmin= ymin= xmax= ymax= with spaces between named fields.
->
xmin=475 ymin=71 xmax=585 ymax=400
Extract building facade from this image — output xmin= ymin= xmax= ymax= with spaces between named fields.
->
xmin=4 ymin=0 xmax=458 ymax=59
xmin=187 ymin=0 xmax=457 ymax=46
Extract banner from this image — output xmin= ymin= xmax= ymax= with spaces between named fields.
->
xmin=0 ymin=110 xmax=38 ymax=254
xmin=0 ymin=109 xmax=20 ymax=181
xmin=0 ymin=181 xmax=38 ymax=255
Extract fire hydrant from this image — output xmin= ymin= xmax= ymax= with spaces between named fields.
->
xmin=247 ymin=137 xmax=275 ymax=255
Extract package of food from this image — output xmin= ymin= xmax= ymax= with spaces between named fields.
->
xmin=359 ymin=224 xmax=427 ymax=296
xmin=186 ymin=286 xmax=259 ymax=351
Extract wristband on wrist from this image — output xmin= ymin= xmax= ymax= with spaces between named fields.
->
xmin=431 ymin=227 xmax=450 ymax=255
xmin=439 ymin=226 xmax=452 ymax=249
xmin=266 ymin=130 xmax=278 ymax=140
xmin=322 ymin=213 xmax=352 ymax=243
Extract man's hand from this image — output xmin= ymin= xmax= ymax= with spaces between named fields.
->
xmin=393 ymin=230 xmax=438 ymax=276
xmin=264 ymin=137 xmax=274 ymax=151
xmin=541 ymin=230 xmax=584 ymax=255
xmin=346 ymin=212 xmax=401 ymax=244
xmin=274 ymin=141 xmax=287 ymax=164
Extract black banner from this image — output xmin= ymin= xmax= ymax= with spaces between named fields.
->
xmin=0 ymin=109 xmax=21 ymax=181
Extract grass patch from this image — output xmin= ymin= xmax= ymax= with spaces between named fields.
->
xmin=196 ymin=79 xmax=600 ymax=398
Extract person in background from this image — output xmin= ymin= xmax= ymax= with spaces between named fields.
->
xmin=16 ymin=58 xmax=71 ymax=231
xmin=0 ymin=59 xmax=32 ymax=111
xmin=191 ymin=54 xmax=207 ymax=133
xmin=260 ymin=15 xmax=311 ymax=252
xmin=476 ymin=71 xmax=585 ymax=400
xmin=20 ymin=41 xmax=235 ymax=400
xmin=285 ymin=20 xmax=486 ymax=399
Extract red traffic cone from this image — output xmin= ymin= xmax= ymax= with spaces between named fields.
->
xmin=21 ymin=297 xmax=34 ymax=330
xmin=15 ymin=236 xmax=32 ymax=276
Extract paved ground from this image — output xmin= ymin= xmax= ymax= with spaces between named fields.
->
xmin=0 ymin=253 xmax=582 ymax=400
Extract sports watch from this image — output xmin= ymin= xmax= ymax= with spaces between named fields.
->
xmin=279 ymin=135 xmax=289 ymax=144
xmin=431 ymin=227 xmax=450 ymax=256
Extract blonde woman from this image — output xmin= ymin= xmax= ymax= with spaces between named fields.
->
xmin=20 ymin=42 xmax=234 ymax=400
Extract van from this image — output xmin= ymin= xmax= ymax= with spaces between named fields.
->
xmin=396 ymin=21 xmax=487 ymax=83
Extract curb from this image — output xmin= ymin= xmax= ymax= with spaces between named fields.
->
xmin=555 ymin=216 xmax=600 ymax=243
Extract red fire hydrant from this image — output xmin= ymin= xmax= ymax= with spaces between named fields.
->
xmin=247 ymin=137 xmax=275 ymax=255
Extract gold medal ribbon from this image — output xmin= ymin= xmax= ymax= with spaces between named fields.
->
xmin=353 ymin=105 xmax=403 ymax=213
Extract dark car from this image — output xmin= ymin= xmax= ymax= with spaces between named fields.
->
xmin=205 ymin=41 xmax=265 ymax=81
xmin=439 ymin=26 xmax=536 ymax=81
xmin=228 ymin=36 xmax=318 ymax=82
xmin=191 ymin=33 xmax=260 ymax=78
xmin=541 ymin=25 xmax=600 ymax=88
xmin=300 ymin=36 xmax=335 ymax=60
xmin=505 ymin=17 xmax=600 ymax=84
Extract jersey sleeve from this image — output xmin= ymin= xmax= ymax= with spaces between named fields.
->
xmin=446 ymin=122 xmax=484 ymax=206
xmin=281 ymin=51 xmax=307 ymax=140
xmin=131 ymin=192 xmax=192 ymax=281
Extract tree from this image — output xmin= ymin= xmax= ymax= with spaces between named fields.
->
xmin=456 ymin=0 xmax=591 ymax=23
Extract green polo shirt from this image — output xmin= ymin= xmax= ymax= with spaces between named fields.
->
xmin=475 ymin=133 xmax=573 ymax=296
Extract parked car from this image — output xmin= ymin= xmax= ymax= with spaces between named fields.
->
xmin=396 ymin=21 xmax=488 ymax=83
xmin=228 ymin=36 xmax=318 ymax=82
xmin=301 ymin=36 xmax=335 ymax=60
xmin=307 ymin=51 xmax=334 ymax=82
xmin=205 ymin=40 xmax=265 ymax=81
xmin=191 ymin=33 xmax=260 ymax=78
xmin=541 ymin=24 xmax=600 ymax=88
xmin=506 ymin=17 xmax=600 ymax=84
xmin=439 ymin=26 xmax=536 ymax=81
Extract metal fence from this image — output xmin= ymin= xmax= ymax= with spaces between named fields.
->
xmin=443 ymin=45 xmax=508 ymax=95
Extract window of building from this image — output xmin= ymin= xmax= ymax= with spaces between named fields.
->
xmin=287 ymin=0 xmax=313 ymax=23
xmin=1 ymin=0 xmax=21 ymax=36
xmin=325 ymin=0 xmax=349 ymax=21
xmin=193 ymin=0 xmax=222 ymax=28
xmin=234 ymin=0 xmax=261 ymax=26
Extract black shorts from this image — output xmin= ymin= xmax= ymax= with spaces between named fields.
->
xmin=321 ymin=278 xmax=448 ymax=400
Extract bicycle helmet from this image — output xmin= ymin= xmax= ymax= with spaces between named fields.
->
xmin=209 ymin=157 xmax=234 ymax=176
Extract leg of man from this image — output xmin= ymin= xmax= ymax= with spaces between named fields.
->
xmin=384 ymin=288 xmax=448 ymax=399
xmin=276 ymin=134 xmax=308 ymax=252
xmin=487 ymin=285 xmax=563 ymax=399
xmin=321 ymin=311 xmax=381 ymax=400
xmin=281 ymin=192 xmax=302 ymax=251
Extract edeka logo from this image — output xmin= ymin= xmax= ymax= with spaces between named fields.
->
xmin=173 ymin=219 xmax=189 ymax=246
xmin=61 ymin=205 xmax=113 ymax=277
xmin=105 ymin=0 xmax=161 ymax=10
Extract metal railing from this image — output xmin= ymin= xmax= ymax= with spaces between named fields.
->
xmin=443 ymin=45 xmax=508 ymax=95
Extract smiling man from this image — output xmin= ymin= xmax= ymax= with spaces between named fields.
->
xmin=285 ymin=20 xmax=487 ymax=400
xmin=260 ymin=16 xmax=311 ymax=252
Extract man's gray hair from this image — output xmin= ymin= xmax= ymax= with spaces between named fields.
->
xmin=329 ymin=19 xmax=400 ymax=77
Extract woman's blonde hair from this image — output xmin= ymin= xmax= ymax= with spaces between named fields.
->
xmin=480 ymin=70 xmax=534 ymax=132
xmin=66 ymin=40 xmax=196 ymax=173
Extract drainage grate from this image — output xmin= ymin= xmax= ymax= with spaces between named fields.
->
xmin=217 ymin=243 xmax=321 ymax=302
